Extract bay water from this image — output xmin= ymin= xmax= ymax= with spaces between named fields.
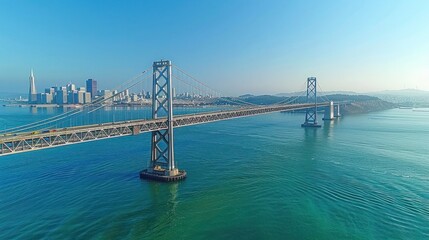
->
xmin=0 ymin=106 xmax=428 ymax=239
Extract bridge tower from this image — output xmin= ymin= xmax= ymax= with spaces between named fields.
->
xmin=301 ymin=77 xmax=321 ymax=128
xmin=140 ymin=60 xmax=187 ymax=182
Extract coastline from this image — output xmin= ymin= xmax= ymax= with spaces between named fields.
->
xmin=340 ymin=99 xmax=396 ymax=115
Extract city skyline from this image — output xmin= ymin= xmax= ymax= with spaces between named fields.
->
xmin=1 ymin=1 xmax=429 ymax=95
xmin=20 ymin=68 xmax=214 ymax=105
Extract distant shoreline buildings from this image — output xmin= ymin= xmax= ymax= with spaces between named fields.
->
xmin=25 ymin=70 xmax=213 ymax=106
xmin=28 ymin=70 xmax=93 ymax=105
xmin=25 ymin=70 xmax=153 ymax=106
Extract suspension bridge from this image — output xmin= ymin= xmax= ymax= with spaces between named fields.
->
xmin=0 ymin=60 xmax=340 ymax=181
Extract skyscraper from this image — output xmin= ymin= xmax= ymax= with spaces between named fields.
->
xmin=66 ymin=83 xmax=76 ymax=92
xmin=28 ymin=69 xmax=37 ymax=103
xmin=86 ymin=79 xmax=97 ymax=99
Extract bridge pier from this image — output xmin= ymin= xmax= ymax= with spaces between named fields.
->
xmin=140 ymin=60 xmax=186 ymax=182
xmin=301 ymin=77 xmax=321 ymax=128
xmin=323 ymin=101 xmax=335 ymax=121
xmin=334 ymin=104 xmax=341 ymax=118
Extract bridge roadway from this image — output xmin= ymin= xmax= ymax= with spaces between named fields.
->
xmin=0 ymin=102 xmax=330 ymax=156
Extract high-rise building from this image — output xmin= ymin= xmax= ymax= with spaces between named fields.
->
xmin=67 ymin=91 xmax=77 ymax=104
xmin=73 ymin=91 xmax=85 ymax=104
xmin=100 ymin=90 xmax=112 ymax=103
xmin=112 ymin=90 xmax=118 ymax=101
xmin=28 ymin=69 xmax=37 ymax=103
xmin=45 ymin=88 xmax=55 ymax=94
xmin=83 ymin=92 xmax=91 ymax=104
xmin=66 ymin=83 xmax=76 ymax=92
xmin=39 ymin=93 xmax=53 ymax=104
xmin=55 ymin=90 xmax=67 ymax=104
xmin=86 ymin=79 xmax=97 ymax=99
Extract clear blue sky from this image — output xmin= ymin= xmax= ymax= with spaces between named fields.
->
xmin=1 ymin=0 xmax=428 ymax=95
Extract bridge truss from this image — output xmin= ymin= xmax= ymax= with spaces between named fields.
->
xmin=0 ymin=102 xmax=328 ymax=156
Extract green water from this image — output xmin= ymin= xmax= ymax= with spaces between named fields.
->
xmin=0 ymin=107 xmax=428 ymax=239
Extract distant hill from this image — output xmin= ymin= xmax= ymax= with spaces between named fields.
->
xmin=217 ymin=94 xmax=388 ymax=107
xmin=275 ymin=89 xmax=429 ymax=106
xmin=238 ymin=94 xmax=255 ymax=98
xmin=341 ymin=100 xmax=395 ymax=115
xmin=275 ymin=92 xmax=304 ymax=97
xmin=238 ymin=95 xmax=285 ymax=105
xmin=323 ymin=94 xmax=378 ymax=101
xmin=232 ymin=93 xmax=395 ymax=114
xmin=368 ymin=89 xmax=429 ymax=97
xmin=276 ymin=91 xmax=359 ymax=97
xmin=366 ymin=89 xmax=429 ymax=106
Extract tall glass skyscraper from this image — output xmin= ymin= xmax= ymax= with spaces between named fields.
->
xmin=86 ymin=79 xmax=97 ymax=99
xmin=28 ymin=69 xmax=37 ymax=103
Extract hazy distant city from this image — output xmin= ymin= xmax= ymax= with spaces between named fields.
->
xmin=23 ymin=69 xmax=215 ymax=106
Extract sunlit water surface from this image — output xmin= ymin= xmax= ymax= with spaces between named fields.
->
xmin=0 ymin=106 xmax=428 ymax=239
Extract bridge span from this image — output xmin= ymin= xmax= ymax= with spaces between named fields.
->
xmin=0 ymin=102 xmax=329 ymax=156
xmin=0 ymin=60 xmax=339 ymax=182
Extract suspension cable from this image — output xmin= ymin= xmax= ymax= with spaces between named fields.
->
xmin=316 ymin=82 xmax=331 ymax=103
xmin=173 ymin=64 xmax=259 ymax=106
xmin=172 ymin=74 xmax=257 ymax=107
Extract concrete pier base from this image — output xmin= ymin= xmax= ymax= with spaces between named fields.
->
xmin=334 ymin=104 xmax=341 ymax=118
xmin=301 ymin=123 xmax=321 ymax=128
xmin=139 ymin=169 xmax=187 ymax=182
xmin=322 ymin=117 xmax=335 ymax=121
xmin=323 ymin=101 xmax=335 ymax=121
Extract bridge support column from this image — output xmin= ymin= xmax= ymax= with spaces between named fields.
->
xmin=334 ymin=104 xmax=341 ymax=118
xmin=140 ymin=60 xmax=186 ymax=182
xmin=301 ymin=77 xmax=321 ymax=128
xmin=323 ymin=101 xmax=335 ymax=121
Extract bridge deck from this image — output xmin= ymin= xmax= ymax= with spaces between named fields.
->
xmin=0 ymin=103 xmax=329 ymax=156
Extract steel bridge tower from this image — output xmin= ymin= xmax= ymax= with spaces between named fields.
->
xmin=301 ymin=77 xmax=321 ymax=128
xmin=140 ymin=60 xmax=186 ymax=181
